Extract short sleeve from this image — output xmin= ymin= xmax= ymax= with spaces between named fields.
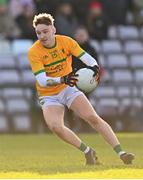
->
xmin=28 ymin=49 xmax=45 ymax=76
xmin=67 ymin=37 xmax=85 ymax=58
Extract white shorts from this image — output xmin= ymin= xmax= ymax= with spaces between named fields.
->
xmin=39 ymin=86 xmax=84 ymax=109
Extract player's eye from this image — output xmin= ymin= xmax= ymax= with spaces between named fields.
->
xmin=43 ymin=31 xmax=49 ymax=34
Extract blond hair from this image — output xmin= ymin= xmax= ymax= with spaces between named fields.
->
xmin=33 ymin=13 xmax=54 ymax=28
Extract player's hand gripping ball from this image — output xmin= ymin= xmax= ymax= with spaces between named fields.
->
xmin=76 ymin=67 xmax=99 ymax=93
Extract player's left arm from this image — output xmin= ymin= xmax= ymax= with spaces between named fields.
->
xmin=68 ymin=37 xmax=100 ymax=78
xmin=79 ymin=52 xmax=100 ymax=79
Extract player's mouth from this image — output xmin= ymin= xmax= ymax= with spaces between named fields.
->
xmin=41 ymin=39 xmax=48 ymax=43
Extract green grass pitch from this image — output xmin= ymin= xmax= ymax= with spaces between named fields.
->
xmin=0 ymin=133 xmax=142 ymax=179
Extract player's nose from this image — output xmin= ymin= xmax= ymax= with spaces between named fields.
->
xmin=40 ymin=33 xmax=45 ymax=40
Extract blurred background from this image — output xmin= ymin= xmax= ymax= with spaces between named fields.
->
xmin=0 ymin=0 xmax=143 ymax=133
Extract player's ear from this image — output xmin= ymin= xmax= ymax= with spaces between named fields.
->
xmin=53 ymin=26 xmax=56 ymax=34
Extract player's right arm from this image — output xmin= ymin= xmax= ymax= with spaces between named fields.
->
xmin=28 ymin=49 xmax=77 ymax=87
xmin=28 ymin=49 xmax=62 ymax=87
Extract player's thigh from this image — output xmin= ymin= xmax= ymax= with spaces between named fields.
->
xmin=70 ymin=94 xmax=98 ymax=121
xmin=42 ymin=105 xmax=65 ymax=129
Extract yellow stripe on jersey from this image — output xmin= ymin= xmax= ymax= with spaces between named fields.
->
xmin=28 ymin=35 xmax=85 ymax=96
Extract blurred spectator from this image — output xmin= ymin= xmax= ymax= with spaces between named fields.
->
xmin=72 ymin=26 xmax=99 ymax=72
xmin=35 ymin=0 xmax=60 ymax=15
xmin=0 ymin=0 xmax=21 ymax=40
xmin=66 ymin=26 xmax=103 ymax=132
xmin=72 ymin=0 xmax=90 ymax=25
xmin=9 ymin=0 xmax=36 ymax=18
xmin=73 ymin=26 xmax=104 ymax=86
xmin=86 ymin=1 xmax=108 ymax=40
xmin=101 ymin=0 xmax=131 ymax=24
xmin=55 ymin=2 xmax=78 ymax=37
xmin=131 ymin=0 xmax=143 ymax=26
xmin=11 ymin=0 xmax=37 ymax=39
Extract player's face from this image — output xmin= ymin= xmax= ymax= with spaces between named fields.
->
xmin=35 ymin=24 xmax=56 ymax=47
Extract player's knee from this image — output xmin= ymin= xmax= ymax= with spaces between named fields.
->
xmin=50 ymin=125 xmax=64 ymax=135
xmin=85 ymin=113 xmax=100 ymax=125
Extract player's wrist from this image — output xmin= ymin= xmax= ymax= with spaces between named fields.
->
xmin=61 ymin=75 xmax=68 ymax=84
xmin=61 ymin=73 xmax=78 ymax=87
xmin=60 ymin=77 xmax=65 ymax=84
xmin=46 ymin=77 xmax=61 ymax=86
xmin=87 ymin=65 xmax=99 ymax=77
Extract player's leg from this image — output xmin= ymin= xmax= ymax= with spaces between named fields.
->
xmin=70 ymin=94 xmax=135 ymax=164
xmin=42 ymin=105 xmax=81 ymax=147
xmin=42 ymin=105 xmax=96 ymax=164
xmin=70 ymin=94 xmax=119 ymax=147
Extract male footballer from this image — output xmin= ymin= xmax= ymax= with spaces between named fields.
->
xmin=28 ymin=13 xmax=134 ymax=165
